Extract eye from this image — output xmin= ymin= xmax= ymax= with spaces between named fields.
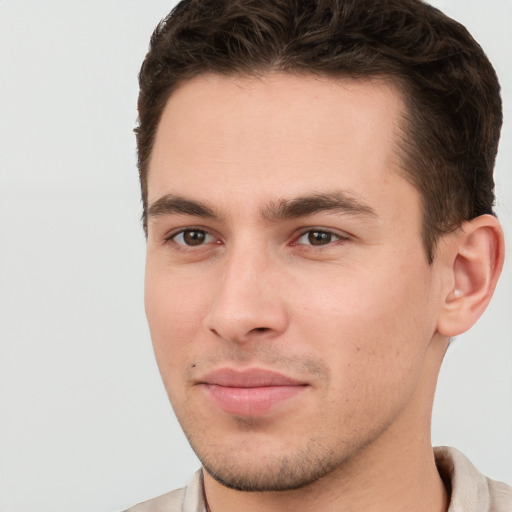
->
xmin=294 ymin=230 xmax=343 ymax=246
xmin=171 ymin=229 xmax=215 ymax=246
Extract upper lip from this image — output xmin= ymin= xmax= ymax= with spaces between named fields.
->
xmin=198 ymin=368 xmax=307 ymax=388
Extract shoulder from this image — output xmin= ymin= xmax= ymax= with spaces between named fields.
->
xmin=123 ymin=470 xmax=205 ymax=512
xmin=434 ymin=446 xmax=512 ymax=512
xmin=487 ymin=478 xmax=512 ymax=512
xmin=123 ymin=487 xmax=186 ymax=512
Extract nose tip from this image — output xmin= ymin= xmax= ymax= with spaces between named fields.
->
xmin=205 ymin=297 xmax=287 ymax=344
xmin=202 ymin=257 xmax=288 ymax=344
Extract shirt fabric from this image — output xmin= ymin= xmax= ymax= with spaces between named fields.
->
xmin=124 ymin=446 xmax=512 ymax=512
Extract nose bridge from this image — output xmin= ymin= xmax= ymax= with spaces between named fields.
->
xmin=204 ymin=238 xmax=287 ymax=342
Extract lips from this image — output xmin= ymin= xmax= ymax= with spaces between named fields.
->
xmin=197 ymin=368 xmax=308 ymax=416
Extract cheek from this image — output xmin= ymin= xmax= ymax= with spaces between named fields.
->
xmin=293 ymin=259 xmax=436 ymax=388
xmin=144 ymin=265 xmax=210 ymax=373
xmin=144 ymin=272 xmax=209 ymax=414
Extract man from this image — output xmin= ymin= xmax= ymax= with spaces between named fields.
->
xmin=127 ymin=0 xmax=511 ymax=510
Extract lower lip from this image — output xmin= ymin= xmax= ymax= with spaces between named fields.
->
xmin=203 ymin=384 xmax=306 ymax=416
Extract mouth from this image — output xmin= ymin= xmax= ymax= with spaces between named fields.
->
xmin=197 ymin=368 xmax=309 ymax=416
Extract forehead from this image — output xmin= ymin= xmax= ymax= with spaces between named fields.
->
xmin=148 ymin=73 xmax=411 ymax=216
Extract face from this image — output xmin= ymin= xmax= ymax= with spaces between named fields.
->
xmin=145 ymin=74 xmax=446 ymax=491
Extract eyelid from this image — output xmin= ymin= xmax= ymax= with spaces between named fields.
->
xmin=161 ymin=225 xmax=351 ymax=249
xmin=164 ymin=226 xmax=221 ymax=246
xmin=291 ymin=227 xmax=351 ymax=246
xmin=175 ymin=230 xmax=214 ymax=246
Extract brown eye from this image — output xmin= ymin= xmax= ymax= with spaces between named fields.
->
xmin=293 ymin=229 xmax=348 ymax=248
xmin=173 ymin=229 xmax=213 ymax=246
xmin=307 ymin=231 xmax=334 ymax=245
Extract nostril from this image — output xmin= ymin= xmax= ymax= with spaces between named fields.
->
xmin=251 ymin=327 xmax=270 ymax=333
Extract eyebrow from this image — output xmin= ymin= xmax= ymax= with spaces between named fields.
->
xmin=147 ymin=191 xmax=376 ymax=222
xmin=262 ymin=191 xmax=377 ymax=221
xmin=147 ymin=194 xmax=218 ymax=219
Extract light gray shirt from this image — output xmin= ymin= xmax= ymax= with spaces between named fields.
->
xmin=125 ymin=447 xmax=512 ymax=512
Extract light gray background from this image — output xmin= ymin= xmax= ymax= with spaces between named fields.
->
xmin=0 ymin=1 xmax=510 ymax=511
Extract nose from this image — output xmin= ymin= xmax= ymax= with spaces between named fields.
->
xmin=203 ymin=245 xmax=289 ymax=344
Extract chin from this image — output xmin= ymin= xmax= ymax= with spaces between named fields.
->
xmin=202 ymin=458 xmax=336 ymax=492
xmin=193 ymin=435 xmax=354 ymax=493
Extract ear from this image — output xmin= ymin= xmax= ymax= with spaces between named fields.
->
xmin=437 ymin=214 xmax=505 ymax=337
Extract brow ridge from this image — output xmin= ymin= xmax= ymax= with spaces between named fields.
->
xmin=147 ymin=191 xmax=376 ymax=223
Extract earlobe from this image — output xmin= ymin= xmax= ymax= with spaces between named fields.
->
xmin=437 ymin=215 xmax=505 ymax=337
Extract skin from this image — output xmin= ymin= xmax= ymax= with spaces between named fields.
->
xmin=144 ymin=73 xmax=503 ymax=512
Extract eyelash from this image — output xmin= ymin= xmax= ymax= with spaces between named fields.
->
xmin=292 ymin=229 xmax=347 ymax=247
xmin=165 ymin=227 xmax=348 ymax=250
xmin=165 ymin=228 xmax=219 ymax=250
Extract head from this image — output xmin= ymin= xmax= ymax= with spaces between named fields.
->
xmin=137 ymin=0 xmax=504 ymax=496
xmin=136 ymin=0 xmax=502 ymax=263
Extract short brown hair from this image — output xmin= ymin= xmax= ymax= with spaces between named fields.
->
xmin=136 ymin=0 xmax=502 ymax=262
